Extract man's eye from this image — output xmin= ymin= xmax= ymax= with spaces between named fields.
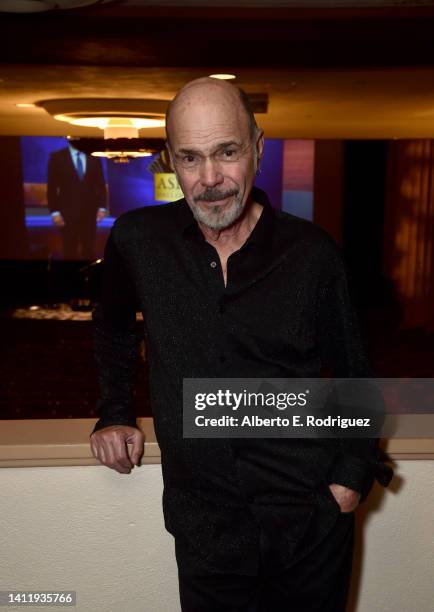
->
xmin=219 ymin=149 xmax=238 ymax=160
xmin=183 ymin=155 xmax=196 ymax=163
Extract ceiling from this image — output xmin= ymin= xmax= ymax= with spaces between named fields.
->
xmin=1 ymin=3 xmax=434 ymax=139
xmin=2 ymin=1 xmax=433 ymax=7
xmin=103 ymin=1 xmax=434 ymax=5
xmin=3 ymin=65 xmax=434 ymax=139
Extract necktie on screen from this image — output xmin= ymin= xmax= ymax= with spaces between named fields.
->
xmin=76 ymin=151 xmax=85 ymax=180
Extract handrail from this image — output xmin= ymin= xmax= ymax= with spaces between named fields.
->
xmin=0 ymin=418 xmax=433 ymax=468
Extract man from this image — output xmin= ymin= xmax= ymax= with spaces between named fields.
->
xmin=90 ymin=78 xmax=393 ymax=611
xmin=47 ymin=141 xmax=108 ymax=259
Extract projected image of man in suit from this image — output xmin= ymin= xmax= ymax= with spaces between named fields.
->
xmin=47 ymin=141 xmax=108 ymax=259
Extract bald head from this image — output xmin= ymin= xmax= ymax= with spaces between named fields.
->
xmin=165 ymin=77 xmax=258 ymax=145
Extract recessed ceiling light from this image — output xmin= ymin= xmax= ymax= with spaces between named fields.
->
xmin=92 ymin=150 xmax=153 ymax=161
xmin=54 ymin=115 xmax=165 ymax=139
xmin=209 ymin=74 xmax=237 ymax=80
xmin=16 ymin=103 xmax=36 ymax=108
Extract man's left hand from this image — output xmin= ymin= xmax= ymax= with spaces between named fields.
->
xmin=328 ymin=483 xmax=361 ymax=513
xmin=96 ymin=209 xmax=108 ymax=222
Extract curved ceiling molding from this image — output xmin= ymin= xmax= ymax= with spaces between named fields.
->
xmin=118 ymin=1 xmax=434 ymax=6
xmin=3 ymin=0 xmax=432 ymax=10
xmin=37 ymin=98 xmax=168 ymax=138
xmin=0 ymin=0 xmax=114 ymax=13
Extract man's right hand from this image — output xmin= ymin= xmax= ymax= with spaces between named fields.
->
xmin=51 ymin=212 xmax=66 ymax=227
xmin=90 ymin=425 xmax=145 ymax=474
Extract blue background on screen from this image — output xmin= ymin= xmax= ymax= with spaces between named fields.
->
xmin=21 ymin=136 xmax=284 ymax=219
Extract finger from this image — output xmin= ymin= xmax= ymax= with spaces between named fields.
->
xmin=129 ymin=438 xmax=144 ymax=466
xmin=99 ymin=443 xmax=107 ymax=465
xmin=90 ymin=438 xmax=98 ymax=459
xmin=109 ymin=437 xmax=133 ymax=472
xmin=101 ymin=439 xmax=128 ymax=473
xmin=96 ymin=440 xmax=129 ymax=473
xmin=91 ymin=437 xmax=104 ymax=463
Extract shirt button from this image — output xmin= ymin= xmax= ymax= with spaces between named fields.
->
xmin=210 ymin=261 xmax=217 ymax=268
xmin=219 ymin=354 xmax=226 ymax=363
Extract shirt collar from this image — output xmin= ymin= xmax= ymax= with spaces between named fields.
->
xmin=177 ymin=186 xmax=274 ymax=249
xmin=69 ymin=144 xmax=82 ymax=157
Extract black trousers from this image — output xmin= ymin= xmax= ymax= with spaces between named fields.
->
xmin=178 ymin=512 xmax=355 ymax=612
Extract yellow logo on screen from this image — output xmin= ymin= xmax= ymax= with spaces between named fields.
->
xmin=154 ymin=173 xmax=183 ymax=202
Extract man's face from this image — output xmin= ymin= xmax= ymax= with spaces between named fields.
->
xmin=167 ymin=88 xmax=263 ymax=230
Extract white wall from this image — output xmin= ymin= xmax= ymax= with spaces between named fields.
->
xmin=1 ymin=464 xmax=179 ymax=612
xmin=348 ymin=459 xmax=434 ymax=612
xmin=1 ymin=460 xmax=433 ymax=612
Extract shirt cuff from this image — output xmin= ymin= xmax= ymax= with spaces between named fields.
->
xmin=50 ymin=211 xmax=61 ymax=216
xmin=98 ymin=207 xmax=108 ymax=212
xmin=90 ymin=400 xmax=138 ymax=436
xmin=90 ymin=416 xmax=138 ymax=436
xmin=327 ymin=449 xmax=394 ymax=502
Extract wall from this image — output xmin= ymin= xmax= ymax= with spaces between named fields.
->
xmin=1 ymin=460 xmax=433 ymax=612
xmin=313 ymin=140 xmax=345 ymax=245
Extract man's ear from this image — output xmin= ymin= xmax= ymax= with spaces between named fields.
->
xmin=165 ymin=141 xmax=183 ymax=188
xmin=165 ymin=141 xmax=175 ymax=171
xmin=255 ymin=128 xmax=264 ymax=172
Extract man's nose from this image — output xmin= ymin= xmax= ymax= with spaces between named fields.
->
xmin=199 ymin=157 xmax=223 ymax=187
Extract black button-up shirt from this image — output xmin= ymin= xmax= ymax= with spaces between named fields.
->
xmin=91 ymin=186 xmax=393 ymax=574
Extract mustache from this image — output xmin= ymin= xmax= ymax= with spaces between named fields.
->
xmin=194 ymin=188 xmax=239 ymax=203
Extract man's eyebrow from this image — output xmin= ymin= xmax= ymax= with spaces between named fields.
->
xmin=176 ymin=141 xmax=242 ymax=156
xmin=176 ymin=147 xmax=202 ymax=156
xmin=213 ymin=141 xmax=242 ymax=150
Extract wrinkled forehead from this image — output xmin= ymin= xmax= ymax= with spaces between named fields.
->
xmin=167 ymin=86 xmax=250 ymax=150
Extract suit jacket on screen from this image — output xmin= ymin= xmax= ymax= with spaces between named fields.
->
xmin=47 ymin=147 xmax=106 ymax=221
